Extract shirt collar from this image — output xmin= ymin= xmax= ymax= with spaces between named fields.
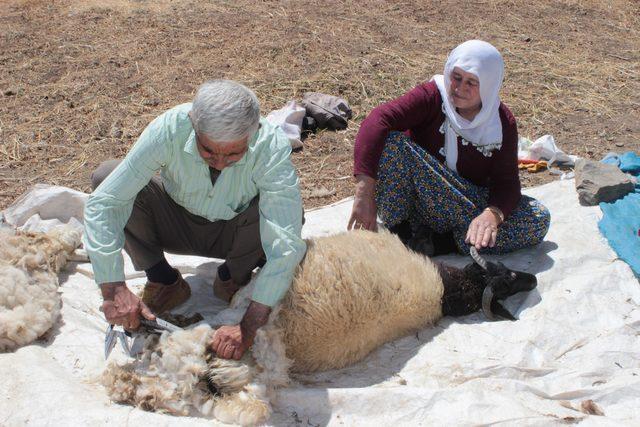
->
xmin=184 ymin=131 xmax=200 ymax=159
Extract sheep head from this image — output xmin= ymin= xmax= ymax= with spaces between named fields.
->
xmin=468 ymin=247 xmax=537 ymax=321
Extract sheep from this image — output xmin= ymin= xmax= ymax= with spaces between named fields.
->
xmin=103 ymin=229 xmax=536 ymax=425
xmin=0 ymin=226 xmax=82 ymax=352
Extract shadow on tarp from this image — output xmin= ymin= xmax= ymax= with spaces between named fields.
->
xmin=34 ymin=266 xmax=80 ymax=348
xmin=433 ymin=239 xmax=558 ymax=275
xmin=274 ymin=324 xmax=445 ymax=426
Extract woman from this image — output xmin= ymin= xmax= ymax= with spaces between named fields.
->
xmin=349 ymin=40 xmax=550 ymax=255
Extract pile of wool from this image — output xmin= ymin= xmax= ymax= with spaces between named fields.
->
xmin=103 ymin=325 xmax=215 ymax=416
xmin=0 ymin=226 xmax=82 ymax=351
xmin=102 ymin=320 xmax=287 ymax=426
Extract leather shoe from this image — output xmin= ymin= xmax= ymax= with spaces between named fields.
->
xmin=213 ymin=275 xmax=241 ymax=303
xmin=141 ymin=273 xmax=191 ymax=314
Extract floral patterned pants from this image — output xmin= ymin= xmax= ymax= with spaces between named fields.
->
xmin=376 ymin=132 xmax=551 ymax=254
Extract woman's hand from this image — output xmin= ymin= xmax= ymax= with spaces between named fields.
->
xmin=100 ymin=282 xmax=155 ymax=330
xmin=465 ymin=208 xmax=502 ymax=250
xmin=348 ymin=175 xmax=378 ymax=231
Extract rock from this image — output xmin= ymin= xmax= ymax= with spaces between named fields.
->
xmin=110 ymin=122 xmax=123 ymax=138
xmin=574 ymin=159 xmax=635 ymax=206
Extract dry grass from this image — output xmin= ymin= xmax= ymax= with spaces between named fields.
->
xmin=1 ymin=0 xmax=639 ymax=209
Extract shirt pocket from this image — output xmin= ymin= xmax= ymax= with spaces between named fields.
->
xmin=162 ymin=160 xmax=210 ymax=201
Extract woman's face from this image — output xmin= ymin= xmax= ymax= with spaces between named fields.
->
xmin=448 ymin=67 xmax=482 ymax=114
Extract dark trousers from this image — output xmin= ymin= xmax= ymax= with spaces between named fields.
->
xmin=91 ymin=160 xmax=264 ymax=286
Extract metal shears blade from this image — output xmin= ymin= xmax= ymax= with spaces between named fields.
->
xmin=140 ymin=317 xmax=182 ymax=333
xmin=104 ymin=317 xmax=182 ymax=360
xmin=104 ymin=324 xmax=118 ymax=360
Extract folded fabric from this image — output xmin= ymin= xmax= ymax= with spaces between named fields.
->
xmin=518 ymin=160 xmax=548 ymax=172
xmin=598 ymin=150 xmax=640 ymax=276
xmin=619 ymin=151 xmax=640 ymax=175
xmin=599 ymin=193 xmax=640 ymax=277
xmin=301 ymin=92 xmax=352 ymax=131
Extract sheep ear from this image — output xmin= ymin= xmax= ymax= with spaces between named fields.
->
xmin=491 ymin=300 xmax=517 ymax=321
xmin=482 ymin=287 xmax=518 ymax=321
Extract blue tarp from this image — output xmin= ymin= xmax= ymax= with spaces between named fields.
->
xmin=598 ymin=151 xmax=640 ymax=277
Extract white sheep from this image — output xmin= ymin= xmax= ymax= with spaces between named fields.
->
xmin=103 ymin=229 xmax=536 ymax=425
xmin=0 ymin=226 xmax=82 ymax=352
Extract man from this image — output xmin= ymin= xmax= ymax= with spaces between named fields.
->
xmin=84 ymin=80 xmax=306 ymax=360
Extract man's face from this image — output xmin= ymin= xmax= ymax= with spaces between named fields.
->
xmin=195 ymin=132 xmax=248 ymax=170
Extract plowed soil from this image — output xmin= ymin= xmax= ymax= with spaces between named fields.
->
xmin=1 ymin=0 xmax=638 ymax=210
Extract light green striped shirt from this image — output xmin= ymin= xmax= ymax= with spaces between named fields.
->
xmin=83 ymin=103 xmax=306 ymax=307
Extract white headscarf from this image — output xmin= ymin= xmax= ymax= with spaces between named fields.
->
xmin=433 ymin=40 xmax=505 ymax=172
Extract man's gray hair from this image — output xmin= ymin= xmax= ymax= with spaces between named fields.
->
xmin=191 ymin=80 xmax=260 ymax=142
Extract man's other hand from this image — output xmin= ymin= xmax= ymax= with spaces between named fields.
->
xmin=210 ymin=324 xmax=250 ymax=360
xmin=210 ymin=300 xmax=271 ymax=360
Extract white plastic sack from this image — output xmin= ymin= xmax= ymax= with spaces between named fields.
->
xmin=266 ymin=100 xmax=306 ymax=150
xmin=19 ymin=214 xmax=85 ymax=234
xmin=2 ymin=184 xmax=88 ymax=232
xmin=518 ymin=135 xmax=579 ymax=167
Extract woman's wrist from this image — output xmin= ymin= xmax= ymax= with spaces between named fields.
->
xmin=355 ymin=174 xmax=376 ymax=198
xmin=484 ymin=206 xmax=504 ymax=224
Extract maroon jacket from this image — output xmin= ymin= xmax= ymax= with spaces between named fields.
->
xmin=354 ymin=80 xmax=521 ymax=218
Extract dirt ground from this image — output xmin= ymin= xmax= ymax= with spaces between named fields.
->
xmin=1 ymin=0 xmax=638 ymax=211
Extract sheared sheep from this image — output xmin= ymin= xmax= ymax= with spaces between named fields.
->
xmin=103 ymin=229 xmax=537 ymax=425
xmin=0 ymin=226 xmax=82 ymax=352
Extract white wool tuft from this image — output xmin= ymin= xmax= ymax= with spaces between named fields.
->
xmin=0 ymin=226 xmax=81 ymax=352
xmin=252 ymin=308 xmax=292 ymax=389
xmin=213 ymin=383 xmax=271 ymax=426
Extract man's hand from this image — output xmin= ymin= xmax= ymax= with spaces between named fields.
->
xmin=465 ymin=208 xmax=502 ymax=250
xmin=210 ymin=300 xmax=271 ymax=360
xmin=100 ymin=282 xmax=155 ymax=330
xmin=209 ymin=324 xmax=248 ymax=360
xmin=347 ymin=174 xmax=378 ymax=231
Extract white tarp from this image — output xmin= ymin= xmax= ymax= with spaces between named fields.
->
xmin=1 ymin=180 xmax=639 ymax=426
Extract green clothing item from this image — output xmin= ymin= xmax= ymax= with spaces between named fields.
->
xmin=83 ymin=103 xmax=306 ymax=307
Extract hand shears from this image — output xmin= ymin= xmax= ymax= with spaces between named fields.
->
xmin=104 ymin=318 xmax=182 ymax=359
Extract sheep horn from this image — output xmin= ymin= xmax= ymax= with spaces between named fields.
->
xmin=469 ymin=246 xmax=488 ymax=270
xmin=481 ymin=286 xmax=496 ymax=320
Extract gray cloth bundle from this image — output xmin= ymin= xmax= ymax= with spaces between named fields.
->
xmin=301 ymin=92 xmax=352 ymax=131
